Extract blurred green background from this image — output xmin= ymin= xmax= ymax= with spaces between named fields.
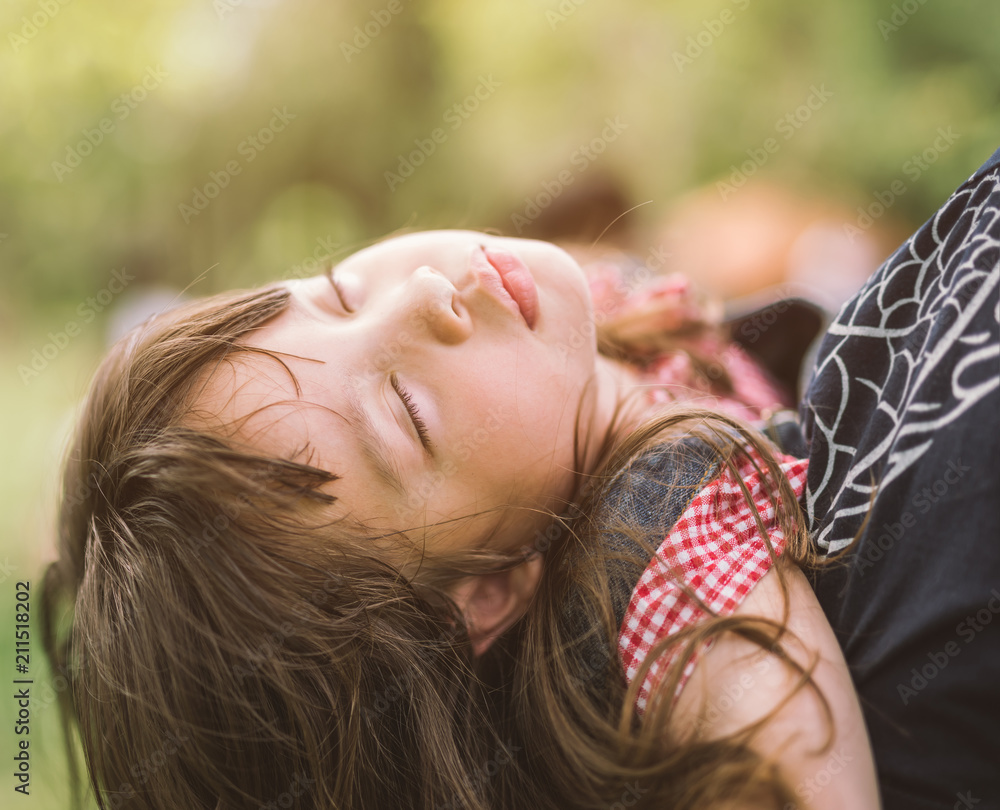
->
xmin=1 ymin=0 xmax=997 ymax=805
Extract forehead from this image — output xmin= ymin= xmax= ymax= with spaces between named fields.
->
xmin=185 ymin=345 xmax=327 ymax=465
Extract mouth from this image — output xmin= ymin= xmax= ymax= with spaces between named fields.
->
xmin=473 ymin=244 xmax=539 ymax=329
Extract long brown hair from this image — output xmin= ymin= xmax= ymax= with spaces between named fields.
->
xmin=41 ymin=272 xmax=826 ymax=809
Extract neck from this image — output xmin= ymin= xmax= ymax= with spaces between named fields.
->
xmin=581 ymin=353 xmax=648 ymax=476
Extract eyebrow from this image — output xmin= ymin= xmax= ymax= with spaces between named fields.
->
xmin=285 ymin=286 xmax=407 ymax=498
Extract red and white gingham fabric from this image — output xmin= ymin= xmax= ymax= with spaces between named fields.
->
xmin=617 ymin=446 xmax=809 ymax=715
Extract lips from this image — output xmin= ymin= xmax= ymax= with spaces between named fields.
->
xmin=470 ymin=244 xmax=539 ymax=329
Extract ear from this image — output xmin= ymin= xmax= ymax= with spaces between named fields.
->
xmin=449 ymin=554 xmax=543 ymax=657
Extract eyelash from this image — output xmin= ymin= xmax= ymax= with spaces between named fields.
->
xmin=390 ymin=372 xmax=432 ymax=450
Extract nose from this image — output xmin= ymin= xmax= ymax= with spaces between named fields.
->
xmin=397 ymin=265 xmax=471 ymax=345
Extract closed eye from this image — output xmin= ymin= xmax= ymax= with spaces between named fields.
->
xmin=324 ymin=267 xmax=353 ymax=313
xmin=391 ymin=372 xmax=433 ymax=454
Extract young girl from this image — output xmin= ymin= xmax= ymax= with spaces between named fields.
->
xmin=41 ymin=231 xmax=880 ymax=809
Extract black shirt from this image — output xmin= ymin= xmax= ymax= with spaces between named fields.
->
xmin=801 ymin=146 xmax=1000 ymax=809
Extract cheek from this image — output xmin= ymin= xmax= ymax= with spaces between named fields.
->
xmin=455 ymin=347 xmax=586 ymax=457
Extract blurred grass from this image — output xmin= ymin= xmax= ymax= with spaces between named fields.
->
xmin=1 ymin=0 xmax=998 ymax=806
xmin=0 ymin=318 xmax=103 ymax=810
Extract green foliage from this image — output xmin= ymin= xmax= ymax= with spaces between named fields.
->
xmin=1 ymin=0 xmax=997 ymax=307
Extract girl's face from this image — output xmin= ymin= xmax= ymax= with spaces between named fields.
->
xmin=195 ymin=230 xmax=627 ymax=561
